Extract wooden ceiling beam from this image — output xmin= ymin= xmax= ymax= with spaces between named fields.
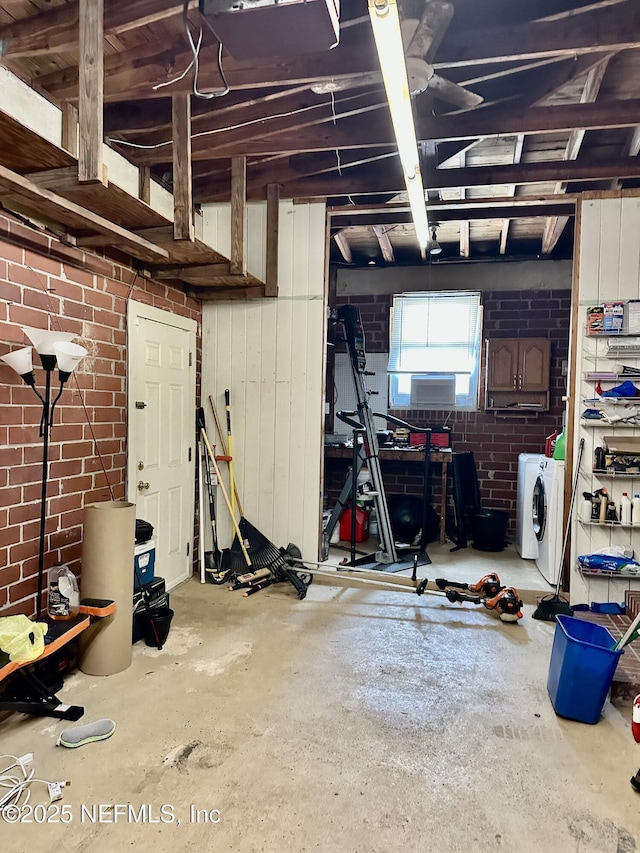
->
xmin=432 ymin=3 xmax=640 ymax=69
xmin=37 ymin=41 xmax=379 ymax=102
xmin=36 ymin=4 xmax=640 ymax=102
xmin=330 ymin=203 xmax=576 ymax=229
xmin=499 ymin=135 xmax=525 ymax=255
xmin=458 ymin=152 xmax=469 ymax=259
xmin=196 ymin=157 xmax=640 ymax=203
xmin=155 ymin=264 xmax=231 ymax=283
xmin=541 ymin=54 xmax=612 ymax=255
xmin=157 ymin=100 xmax=640 ymax=165
xmin=0 ymin=0 xmax=196 ymax=58
xmin=24 ymin=166 xmax=106 ymax=191
xmin=609 ymin=127 xmax=640 ymax=189
xmin=0 ymin=163 xmax=168 ymax=262
xmin=186 ymin=286 xmax=266 ymax=301
xmin=192 ymin=151 xmax=399 ymax=203
xmin=333 ymin=231 xmax=353 ymax=264
xmin=372 ymin=225 xmax=395 ymax=263
xmin=329 ymin=194 xmax=581 ymax=215
xmin=121 ymin=97 xmax=387 ymax=166
xmin=105 ymin=85 xmax=316 ymax=139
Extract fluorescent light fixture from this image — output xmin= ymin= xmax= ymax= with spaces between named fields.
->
xmin=368 ymin=0 xmax=429 ymax=253
xmin=1 ymin=345 xmax=35 ymax=385
xmin=54 ymin=341 xmax=87 ymax=381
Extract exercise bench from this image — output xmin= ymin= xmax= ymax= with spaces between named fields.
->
xmin=0 ymin=599 xmax=115 ymax=721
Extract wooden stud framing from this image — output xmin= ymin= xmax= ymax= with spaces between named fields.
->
xmin=172 ymin=93 xmax=194 ymax=241
xmin=139 ymin=165 xmax=151 ymax=205
xmin=230 ymin=156 xmax=246 ymax=275
xmin=78 ymin=0 xmax=104 ymax=183
xmin=265 ymin=182 xmax=279 ymax=297
xmin=61 ymin=102 xmax=79 ymax=158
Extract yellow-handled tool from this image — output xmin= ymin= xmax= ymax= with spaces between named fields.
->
xmin=225 ymin=389 xmax=236 ymax=518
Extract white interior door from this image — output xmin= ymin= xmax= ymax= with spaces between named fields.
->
xmin=127 ymin=302 xmax=196 ymax=590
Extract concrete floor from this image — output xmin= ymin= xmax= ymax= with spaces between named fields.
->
xmin=2 ymin=544 xmax=640 ymax=852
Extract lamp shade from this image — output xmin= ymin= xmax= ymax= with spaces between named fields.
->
xmin=23 ymin=326 xmax=76 ymax=355
xmin=1 ymin=345 xmax=34 ymax=377
xmin=54 ymin=341 xmax=87 ymax=378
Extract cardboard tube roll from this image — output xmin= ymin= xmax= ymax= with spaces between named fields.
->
xmin=79 ymin=500 xmax=136 ymax=676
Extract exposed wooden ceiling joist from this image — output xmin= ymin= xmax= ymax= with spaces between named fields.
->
xmin=197 ymin=157 xmax=640 ymax=203
xmin=31 ymin=3 xmax=640 ymax=102
xmin=541 ymin=53 xmax=612 ymax=254
xmin=330 ymin=203 xmax=577 ymax=229
xmin=0 ymin=0 xmax=639 ymax=276
xmin=133 ymin=99 xmax=640 ymax=166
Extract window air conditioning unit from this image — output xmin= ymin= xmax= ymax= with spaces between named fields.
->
xmin=410 ymin=375 xmax=457 ymax=410
xmin=199 ymin=0 xmax=340 ymax=60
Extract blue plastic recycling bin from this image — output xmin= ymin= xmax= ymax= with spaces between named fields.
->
xmin=547 ymin=614 xmax=623 ymax=724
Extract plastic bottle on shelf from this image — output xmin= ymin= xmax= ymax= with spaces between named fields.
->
xmin=581 ymin=492 xmax=594 ymax=523
xmin=47 ymin=562 xmax=80 ymax=621
xmin=633 ymin=495 xmax=640 ymax=527
xmin=620 ymin=492 xmax=632 ymax=525
xmin=599 ymin=488 xmax=609 ymax=524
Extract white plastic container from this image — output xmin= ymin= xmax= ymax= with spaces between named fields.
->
xmin=621 ymin=493 xmax=632 ymax=525
xmin=48 ymin=562 xmax=80 ymax=621
xmin=581 ymin=497 xmax=594 ymax=523
xmin=633 ymin=495 xmax=640 ymax=526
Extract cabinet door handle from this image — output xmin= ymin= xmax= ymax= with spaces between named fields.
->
xmin=518 ymin=373 xmax=523 ymax=390
xmin=513 ymin=374 xmax=518 ymax=389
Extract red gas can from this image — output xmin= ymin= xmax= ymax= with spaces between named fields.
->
xmin=545 ymin=430 xmax=560 ymax=458
xmin=339 ymin=507 xmax=369 ymax=543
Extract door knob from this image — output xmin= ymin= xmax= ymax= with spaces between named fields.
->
xmin=137 ymin=481 xmax=150 ymax=491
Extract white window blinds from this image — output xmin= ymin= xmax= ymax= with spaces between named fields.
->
xmin=388 ymin=291 xmax=483 ymax=410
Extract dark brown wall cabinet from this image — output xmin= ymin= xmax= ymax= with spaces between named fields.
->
xmin=485 ymin=338 xmax=551 ymax=412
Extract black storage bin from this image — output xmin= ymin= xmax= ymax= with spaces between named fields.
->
xmin=472 ymin=509 xmax=509 ymax=552
xmin=132 ymin=576 xmax=169 ymax=643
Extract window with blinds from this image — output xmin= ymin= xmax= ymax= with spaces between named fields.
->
xmin=388 ymin=291 xmax=483 ymax=410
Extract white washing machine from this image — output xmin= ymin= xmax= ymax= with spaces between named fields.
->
xmin=516 ymin=453 xmax=543 ymax=559
xmin=532 ymin=457 xmax=566 ymax=585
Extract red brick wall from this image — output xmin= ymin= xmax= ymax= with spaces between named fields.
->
xmin=0 ymin=212 xmax=201 ymax=617
xmin=328 ymin=289 xmax=571 ymax=536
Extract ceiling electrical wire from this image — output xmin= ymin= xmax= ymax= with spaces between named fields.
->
xmin=107 ymin=100 xmax=335 ymax=150
xmin=152 ymin=0 xmax=228 ymax=99
xmin=107 ymin=88 xmax=372 ymax=151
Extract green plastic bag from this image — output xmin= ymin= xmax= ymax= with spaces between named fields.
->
xmin=0 ymin=615 xmax=48 ymax=663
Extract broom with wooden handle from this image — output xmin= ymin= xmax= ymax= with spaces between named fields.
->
xmin=198 ymin=411 xmax=251 ymax=569
xmin=225 ymin=389 xmax=237 ymax=518
xmin=209 ymin=394 xmax=243 ymax=516
xmin=532 ymin=437 xmax=585 ymax=622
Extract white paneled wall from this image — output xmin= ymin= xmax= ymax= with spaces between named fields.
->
xmin=571 ymin=192 xmax=640 ymax=604
xmin=201 ymin=200 xmax=327 ymax=559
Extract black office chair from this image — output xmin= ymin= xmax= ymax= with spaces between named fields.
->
xmin=449 ymin=452 xmax=509 ymax=552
